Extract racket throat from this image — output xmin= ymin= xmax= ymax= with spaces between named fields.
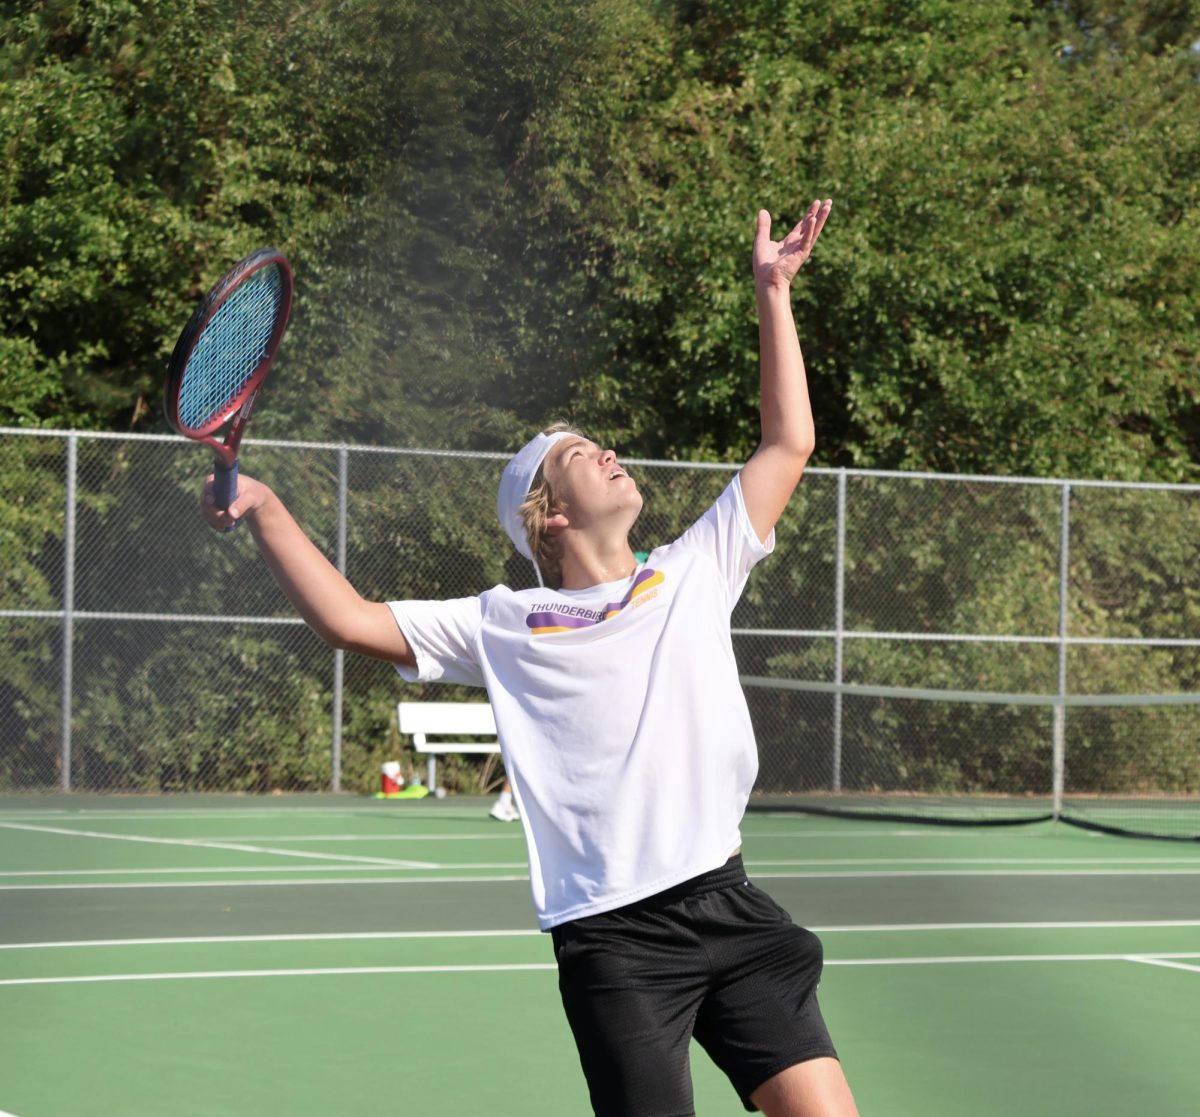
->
xmin=227 ymin=389 xmax=259 ymax=447
xmin=211 ymin=390 xmax=259 ymax=470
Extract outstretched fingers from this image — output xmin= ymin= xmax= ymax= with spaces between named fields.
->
xmin=784 ymin=198 xmax=833 ymax=254
xmin=754 ymin=197 xmax=833 ymax=286
xmin=782 ymin=200 xmax=821 ymax=245
xmin=809 ymin=197 xmax=833 ymax=247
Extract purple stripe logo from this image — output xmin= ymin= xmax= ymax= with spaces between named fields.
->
xmin=527 ymin=568 xmax=664 ymax=633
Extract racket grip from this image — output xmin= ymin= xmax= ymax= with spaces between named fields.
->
xmin=214 ymin=460 xmax=240 ymax=513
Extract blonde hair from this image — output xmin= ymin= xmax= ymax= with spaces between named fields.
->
xmin=518 ymin=421 xmax=586 ymax=590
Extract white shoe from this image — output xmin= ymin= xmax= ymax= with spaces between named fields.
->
xmin=489 ymin=800 xmax=520 ymax=822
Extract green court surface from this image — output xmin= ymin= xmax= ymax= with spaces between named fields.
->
xmin=1 ymin=798 xmax=1198 ymax=1116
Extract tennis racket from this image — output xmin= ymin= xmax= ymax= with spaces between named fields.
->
xmin=164 ymin=247 xmax=294 ymax=512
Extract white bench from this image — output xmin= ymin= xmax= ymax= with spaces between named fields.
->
xmin=396 ymin=701 xmax=499 ymax=791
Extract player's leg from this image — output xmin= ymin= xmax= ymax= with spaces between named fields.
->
xmin=690 ymin=872 xmax=857 ymax=1115
xmin=748 ymin=1058 xmax=859 ymax=1117
xmin=552 ymin=905 xmax=708 ymax=1117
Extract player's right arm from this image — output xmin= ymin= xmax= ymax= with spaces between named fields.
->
xmin=201 ymin=474 xmax=416 ymax=669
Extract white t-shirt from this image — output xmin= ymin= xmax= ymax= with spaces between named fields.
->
xmin=388 ymin=474 xmax=773 ymax=929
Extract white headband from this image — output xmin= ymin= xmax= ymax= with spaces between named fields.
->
xmin=496 ymin=430 xmax=576 ymax=564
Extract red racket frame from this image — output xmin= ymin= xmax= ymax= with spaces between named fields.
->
xmin=164 ymin=248 xmax=294 ymax=470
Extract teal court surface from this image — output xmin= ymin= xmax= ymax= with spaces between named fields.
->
xmin=1 ymin=797 xmax=1198 ymax=1116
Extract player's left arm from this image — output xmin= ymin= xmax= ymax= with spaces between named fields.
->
xmin=739 ymin=198 xmax=832 ymax=544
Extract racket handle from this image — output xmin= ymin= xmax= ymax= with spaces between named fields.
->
xmin=214 ymin=460 xmax=240 ymax=514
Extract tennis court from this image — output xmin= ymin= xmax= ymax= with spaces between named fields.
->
xmin=2 ymin=797 xmax=1198 ymax=1116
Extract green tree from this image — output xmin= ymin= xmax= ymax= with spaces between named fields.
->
xmin=514 ymin=0 xmax=1199 ymax=480
xmin=0 ymin=0 xmax=421 ymax=430
xmin=266 ymin=0 xmax=668 ymax=452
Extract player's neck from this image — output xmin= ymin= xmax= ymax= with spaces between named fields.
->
xmin=558 ymin=535 xmax=639 ymax=591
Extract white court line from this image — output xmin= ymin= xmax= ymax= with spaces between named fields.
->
xmin=0 ymin=829 xmax=1000 ymax=843
xmin=184 ymin=833 xmax=527 ymax=842
xmin=751 ymin=857 xmax=1200 ymax=866
xmin=0 ymin=930 xmax=543 ymax=950
xmin=0 ymin=963 xmax=559 ymax=986
xmin=5 ymin=920 xmax=1200 ymax=952
xmin=826 ymin=952 xmax=1200 ymax=968
xmin=816 ymin=919 xmax=1200 ymax=933
xmin=13 ymin=828 xmax=1185 ymax=862
xmin=211 ymin=831 xmax=1039 ymax=844
xmin=0 ymin=813 xmax=1020 ymax=838
xmin=751 ymin=868 xmax=1200 ymax=878
xmin=1126 ymin=956 xmax=1200 ymax=975
xmin=8 ymin=866 xmax=1200 ymax=892
xmin=0 ymin=821 xmax=439 ymax=870
xmin=0 ymin=862 xmax=528 ymax=878
xmin=0 ymin=808 xmax=428 ymax=820
xmin=0 ymin=1108 xmax=23 ymax=1117
xmin=5 ymin=953 xmax=1200 ymax=988
xmin=0 ymin=875 xmax=531 ymax=891
xmin=5 ymin=855 xmax=1197 ymax=880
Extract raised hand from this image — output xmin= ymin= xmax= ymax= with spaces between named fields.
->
xmin=753 ymin=198 xmax=833 ymax=291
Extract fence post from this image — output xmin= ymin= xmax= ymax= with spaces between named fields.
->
xmin=832 ymin=469 xmax=847 ymax=792
xmin=331 ymin=447 xmax=349 ymax=793
xmin=61 ymin=432 xmax=78 ymax=792
xmin=1053 ymin=481 xmax=1071 ymax=820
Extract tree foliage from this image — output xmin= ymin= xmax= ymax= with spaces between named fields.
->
xmin=1 ymin=0 xmax=419 ymax=428
xmin=522 ymin=0 xmax=1200 ymax=477
xmin=3 ymin=0 xmax=1196 ymax=477
xmin=2 ymin=0 xmax=1197 ymax=803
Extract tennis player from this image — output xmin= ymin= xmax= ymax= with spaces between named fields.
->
xmin=202 ymin=199 xmax=856 ymax=1116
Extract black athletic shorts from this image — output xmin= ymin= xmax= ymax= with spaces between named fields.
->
xmin=550 ymin=855 xmax=837 ymax=1116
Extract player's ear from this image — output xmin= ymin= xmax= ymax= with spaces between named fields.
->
xmin=545 ymin=510 xmax=569 ymax=536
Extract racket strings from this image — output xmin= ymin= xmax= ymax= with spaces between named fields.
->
xmin=178 ymin=265 xmax=284 ymax=429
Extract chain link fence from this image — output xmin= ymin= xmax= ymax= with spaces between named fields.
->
xmin=2 ymin=429 xmax=1198 ymax=837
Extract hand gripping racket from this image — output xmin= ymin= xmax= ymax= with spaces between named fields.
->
xmin=164 ymin=247 xmax=294 ymax=512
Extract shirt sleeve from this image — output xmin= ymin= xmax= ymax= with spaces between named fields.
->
xmin=386 ymin=597 xmax=486 ymax=687
xmin=671 ymin=473 xmax=775 ymax=605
